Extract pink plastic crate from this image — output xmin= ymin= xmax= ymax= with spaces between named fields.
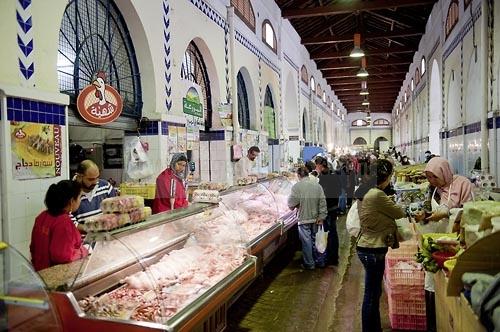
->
xmin=385 ymin=262 xmax=424 ymax=287
xmin=389 ymin=314 xmax=427 ymax=331
xmin=386 ymin=286 xmax=426 ymax=316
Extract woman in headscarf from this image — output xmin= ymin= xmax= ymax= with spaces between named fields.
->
xmin=153 ymin=153 xmax=189 ymax=213
xmin=418 ymin=157 xmax=473 ymax=222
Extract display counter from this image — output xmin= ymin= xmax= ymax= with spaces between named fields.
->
xmin=36 ymin=177 xmax=296 ymax=331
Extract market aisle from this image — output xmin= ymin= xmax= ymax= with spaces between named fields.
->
xmin=227 ymin=217 xmax=362 ymax=331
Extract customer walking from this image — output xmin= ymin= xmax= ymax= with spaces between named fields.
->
xmin=288 ymin=166 xmax=328 ymax=270
xmin=356 ymin=159 xmax=406 ymax=332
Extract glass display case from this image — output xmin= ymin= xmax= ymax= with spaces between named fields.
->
xmin=36 ymin=178 xmax=296 ymax=331
xmin=0 ymin=242 xmax=61 ymax=331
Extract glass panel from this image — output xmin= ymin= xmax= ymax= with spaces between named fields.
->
xmin=0 ymin=243 xmax=60 ymax=330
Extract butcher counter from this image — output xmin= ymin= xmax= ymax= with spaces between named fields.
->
xmin=12 ymin=177 xmax=297 ymax=332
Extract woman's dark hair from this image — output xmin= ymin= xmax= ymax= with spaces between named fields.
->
xmin=376 ymin=159 xmax=393 ymax=185
xmin=314 ymin=156 xmax=328 ymax=169
xmin=297 ymin=166 xmax=310 ymax=178
xmin=304 ymin=161 xmax=315 ymax=173
xmin=45 ymin=180 xmax=82 ymax=216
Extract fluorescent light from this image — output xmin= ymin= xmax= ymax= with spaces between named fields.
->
xmin=360 ymin=89 xmax=369 ymax=95
xmin=350 ymin=45 xmax=364 ymax=58
xmin=356 ymin=68 xmax=369 ymax=77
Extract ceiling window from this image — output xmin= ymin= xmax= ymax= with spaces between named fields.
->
xmin=262 ymin=20 xmax=277 ymax=52
xmin=353 ymin=120 xmax=368 ymax=127
xmin=421 ymin=57 xmax=426 ymax=75
xmin=411 ymin=79 xmax=415 ymax=91
xmin=58 ymin=0 xmax=142 ymax=117
xmin=445 ymin=0 xmax=459 ymax=38
xmin=322 ymin=92 xmax=326 ymax=103
xmin=310 ymin=77 xmax=316 ymax=91
xmin=373 ymin=119 xmax=390 ymax=126
xmin=300 ymin=65 xmax=308 ymax=84
xmin=231 ymin=0 xmax=255 ymax=32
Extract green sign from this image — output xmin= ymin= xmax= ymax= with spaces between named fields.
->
xmin=183 ymin=98 xmax=203 ymax=118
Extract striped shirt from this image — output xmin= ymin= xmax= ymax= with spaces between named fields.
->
xmin=72 ymin=179 xmax=117 ymax=224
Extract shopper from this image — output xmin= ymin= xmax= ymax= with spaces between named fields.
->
xmin=315 ymin=156 xmax=341 ymax=266
xmin=234 ymin=146 xmax=260 ymax=179
xmin=72 ymin=159 xmax=117 ymax=225
xmin=288 ymin=166 xmax=328 ymax=270
xmin=356 ymin=159 xmax=406 ymax=332
xmin=30 ymin=180 xmax=89 ymax=271
xmin=305 ymin=160 xmax=319 ymax=181
xmin=153 ymin=153 xmax=189 ymax=213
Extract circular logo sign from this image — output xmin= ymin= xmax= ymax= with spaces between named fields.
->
xmin=76 ymin=74 xmax=123 ymax=125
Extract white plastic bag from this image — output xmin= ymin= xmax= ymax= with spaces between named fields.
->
xmin=315 ymin=224 xmax=328 ymax=253
xmin=127 ymin=137 xmax=153 ymax=180
xmin=346 ymin=200 xmax=361 ymax=237
xmin=395 ymin=217 xmax=414 ymax=242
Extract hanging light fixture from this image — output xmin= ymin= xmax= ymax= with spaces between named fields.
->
xmin=361 ymin=96 xmax=370 ymax=106
xmin=356 ymin=57 xmax=369 ymax=77
xmin=359 ymin=81 xmax=369 ymax=95
xmin=365 ymin=111 xmax=371 ymax=120
xmin=350 ymin=33 xmax=364 ymax=58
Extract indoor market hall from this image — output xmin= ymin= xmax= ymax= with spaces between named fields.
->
xmin=0 ymin=0 xmax=499 ymax=331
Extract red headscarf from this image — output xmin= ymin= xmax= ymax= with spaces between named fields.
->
xmin=424 ymin=157 xmax=473 ymax=208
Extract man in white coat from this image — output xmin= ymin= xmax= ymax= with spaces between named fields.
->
xmin=234 ymin=146 xmax=260 ymax=179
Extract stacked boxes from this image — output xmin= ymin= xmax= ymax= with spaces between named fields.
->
xmin=384 ymin=241 xmax=427 ymax=331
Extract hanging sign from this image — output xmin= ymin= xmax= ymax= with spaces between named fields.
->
xmin=183 ymin=87 xmax=203 ymax=118
xmin=76 ymin=71 xmax=123 ymax=125
xmin=11 ymin=122 xmax=62 ymax=179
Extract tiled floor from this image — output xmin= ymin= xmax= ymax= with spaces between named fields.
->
xmin=227 ymin=217 xmax=395 ymax=332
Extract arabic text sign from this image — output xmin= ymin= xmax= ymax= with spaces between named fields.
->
xmin=11 ymin=122 xmax=62 ymax=179
xmin=183 ymin=98 xmax=203 ymax=118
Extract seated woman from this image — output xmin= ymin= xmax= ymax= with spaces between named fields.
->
xmin=30 ymin=180 xmax=89 ymax=271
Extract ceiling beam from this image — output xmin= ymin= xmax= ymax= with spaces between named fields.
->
xmin=310 ymin=46 xmax=416 ymax=60
xmin=330 ymin=78 xmax=405 ymax=86
xmin=334 ymin=85 xmax=402 ymax=92
xmin=283 ymin=0 xmax=436 ymax=19
xmin=318 ymin=58 xmax=412 ymax=70
xmin=302 ymin=29 xmax=424 ymax=45
xmin=325 ymin=71 xmax=408 ymax=79
xmin=336 ymin=92 xmax=399 ymax=97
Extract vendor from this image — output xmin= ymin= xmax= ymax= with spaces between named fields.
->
xmin=234 ymin=146 xmax=260 ymax=179
xmin=153 ymin=153 xmax=188 ymax=213
xmin=72 ymin=160 xmax=117 ymax=225
xmin=416 ymin=156 xmax=473 ymax=223
xmin=30 ymin=180 xmax=89 ymax=271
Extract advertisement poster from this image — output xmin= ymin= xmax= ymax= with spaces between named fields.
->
xmin=11 ymin=122 xmax=62 ymax=179
xmin=186 ymin=124 xmax=199 ymax=150
xmin=177 ymin=126 xmax=187 ymax=152
xmin=168 ymin=125 xmax=178 ymax=154
xmin=183 ymin=87 xmax=204 ymax=128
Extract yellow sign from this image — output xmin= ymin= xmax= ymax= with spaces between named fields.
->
xmin=11 ymin=122 xmax=62 ymax=179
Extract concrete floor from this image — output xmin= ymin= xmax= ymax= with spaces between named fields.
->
xmin=227 ymin=217 xmax=394 ymax=332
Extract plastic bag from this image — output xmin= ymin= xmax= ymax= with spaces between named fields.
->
xmin=346 ymin=200 xmax=360 ymax=237
xmin=396 ymin=217 xmax=414 ymax=242
xmin=127 ymin=137 xmax=153 ymax=180
xmin=315 ymin=225 xmax=328 ymax=254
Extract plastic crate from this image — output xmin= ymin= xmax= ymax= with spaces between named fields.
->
xmin=386 ymin=243 xmax=419 ymax=268
xmin=385 ymin=285 xmax=426 ymax=316
xmin=119 ymin=183 xmax=156 ymax=199
xmin=385 ymin=262 xmax=424 ymax=287
xmin=389 ymin=314 xmax=427 ymax=331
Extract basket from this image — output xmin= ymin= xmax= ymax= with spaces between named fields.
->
xmin=385 ymin=284 xmax=426 ymax=316
xmin=386 ymin=242 xmax=419 ymax=268
xmin=389 ymin=314 xmax=427 ymax=331
xmin=385 ymin=262 xmax=424 ymax=287
xmin=431 ymin=251 xmax=455 ymax=268
xmin=120 ymin=183 xmax=156 ymax=199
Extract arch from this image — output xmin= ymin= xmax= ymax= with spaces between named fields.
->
xmin=373 ymin=118 xmax=390 ymax=126
xmin=231 ymin=0 xmax=255 ymax=32
xmin=373 ymin=136 xmax=388 ymax=152
xmin=353 ymin=137 xmax=367 ymax=145
xmin=445 ymin=0 xmax=459 ymax=38
xmin=411 ymin=78 xmax=415 ymax=91
xmin=322 ymin=92 xmax=326 ymax=103
xmin=181 ymin=40 xmax=213 ymax=128
xmin=264 ymin=85 xmax=276 ymax=138
xmin=237 ymin=67 xmax=256 ymax=130
xmin=316 ymin=84 xmax=322 ymax=97
xmin=429 ymin=59 xmax=442 ymax=155
xmin=352 ymin=119 xmax=368 ymax=127
xmin=415 ymin=67 xmax=421 ymax=86
xmin=262 ymin=20 xmax=277 ymax=53
xmin=57 ymin=0 xmax=142 ymax=118
xmin=300 ymin=65 xmax=308 ymax=84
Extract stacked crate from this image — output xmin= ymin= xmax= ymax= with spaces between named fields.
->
xmin=384 ymin=241 xmax=426 ymax=331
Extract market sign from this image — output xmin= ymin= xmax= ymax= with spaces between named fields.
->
xmin=183 ymin=87 xmax=203 ymax=118
xmin=11 ymin=122 xmax=62 ymax=179
xmin=76 ymin=71 xmax=123 ymax=125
